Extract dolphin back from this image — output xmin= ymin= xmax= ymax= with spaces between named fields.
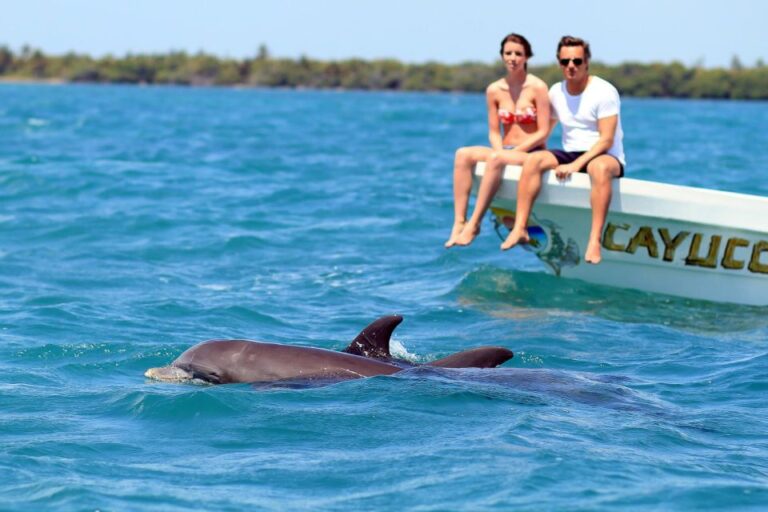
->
xmin=428 ymin=347 xmax=514 ymax=369
xmin=169 ymin=339 xmax=402 ymax=384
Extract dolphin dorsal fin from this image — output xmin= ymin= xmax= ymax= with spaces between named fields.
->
xmin=428 ymin=347 xmax=514 ymax=368
xmin=343 ymin=315 xmax=403 ymax=359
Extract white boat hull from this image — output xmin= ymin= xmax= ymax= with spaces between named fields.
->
xmin=474 ymin=163 xmax=768 ymax=306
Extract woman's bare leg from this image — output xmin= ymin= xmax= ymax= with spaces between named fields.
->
xmin=501 ymin=151 xmax=559 ymax=250
xmin=454 ymin=149 xmax=528 ymax=246
xmin=445 ymin=146 xmax=493 ymax=248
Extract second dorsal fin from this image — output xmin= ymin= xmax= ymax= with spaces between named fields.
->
xmin=343 ymin=315 xmax=403 ymax=359
xmin=428 ymin=347 xmax=514 ymax=368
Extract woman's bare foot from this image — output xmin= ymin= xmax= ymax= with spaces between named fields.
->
xmin=444 ymin=221 xmax=466 ymax=248
xmin=585 ymin=239 xmax=602 ymax=264
xmin=500 ymin=228 xmax=529 ymax=251
xmin=454 ymin=222 xmax=481 ymax=246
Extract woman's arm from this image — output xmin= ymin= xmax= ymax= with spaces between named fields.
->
xmin=485 ymin=85 xmax=503 ymax=151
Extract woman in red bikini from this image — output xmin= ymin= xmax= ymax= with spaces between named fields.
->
xmin=445 ymin=33 xmax=550 ymax=248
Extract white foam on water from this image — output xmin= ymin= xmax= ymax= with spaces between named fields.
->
xmin=199 ymin=284 xmax=231 ymax=292
xmin=389 ymin=338 xmax=423 ymax=363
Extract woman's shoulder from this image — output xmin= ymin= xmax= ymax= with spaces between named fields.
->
xmin=524 ymin=73 xmax=549 ymax=92
xmin=486 ymin=78 xmax=508 ymax=94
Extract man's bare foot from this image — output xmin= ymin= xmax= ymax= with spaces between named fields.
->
xmin=585 ymin=240 xmax=602 ymax=264
xmin=501 ymin=229 xmax=529 ymax=250
xmin=444 ymin=221 xmax=466 ymax=248
xmin=454 ymin=222 xmax=481 ymax=246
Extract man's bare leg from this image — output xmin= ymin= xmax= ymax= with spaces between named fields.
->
xmin=454 ymin=149 xmax=527 ymax=246
xmin=584 ymin=155 xmax=622 ymax=264
xmin=501 ymin=151 xmax=559 ymax=250
xmin=445 ymin=146 xmax=492 ymax=248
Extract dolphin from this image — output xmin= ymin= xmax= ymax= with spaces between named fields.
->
xmin=144 ymin=315 xmax=513 ymax=385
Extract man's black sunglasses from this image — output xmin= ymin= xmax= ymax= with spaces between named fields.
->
xmin=559 ymin=58 xmax=584 ymax=66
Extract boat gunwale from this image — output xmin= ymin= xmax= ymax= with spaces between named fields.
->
xmin=476 ymin=163 xmax=768 ymax=235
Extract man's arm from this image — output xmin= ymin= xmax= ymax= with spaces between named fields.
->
xmin=555 ymin=114 xmax=617 ymax=179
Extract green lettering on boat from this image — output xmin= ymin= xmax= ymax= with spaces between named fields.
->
xmin=685 ymin=233 xmax=721 ymax=268
xmin=721 ymin=238 xmax=750 ymax=270
xmin=658 ymin=229 xmax=689 ymax=262
xmin=602 ymin=222 xmax=629 ymax=252
xmin=626 ymin=226 xmax=659 ymax=258
xmin=748 ymin=241 xmax=768 ymax=274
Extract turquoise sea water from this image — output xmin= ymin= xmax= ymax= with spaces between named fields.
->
xmin=1 ymin=83 xmax=767 ymax=510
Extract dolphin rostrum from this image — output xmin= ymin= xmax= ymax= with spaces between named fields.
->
xmin=144 ymin=315 xmax=513 ymax=385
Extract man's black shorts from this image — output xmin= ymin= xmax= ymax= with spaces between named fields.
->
xmin=549 ymin=149 xmax=625 ymax=177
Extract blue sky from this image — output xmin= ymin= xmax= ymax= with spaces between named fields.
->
xmin=1 ymin=0 xmax=765 ymax=68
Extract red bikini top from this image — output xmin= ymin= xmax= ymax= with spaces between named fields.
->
xmin=498 ymin=107 xmax=537 ymax=125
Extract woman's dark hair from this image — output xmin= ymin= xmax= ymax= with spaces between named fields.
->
xmin=499 ymin=33 xmax=533 ymax=59
xmin=499 ymin=33 xmax=533 ymax=70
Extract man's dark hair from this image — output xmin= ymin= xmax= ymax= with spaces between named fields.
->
xmin=557 ymin=35 xmax=591 ymax=60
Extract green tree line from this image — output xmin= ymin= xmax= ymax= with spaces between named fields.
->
xmin=1 ymin=44 xmax=766 ymax=99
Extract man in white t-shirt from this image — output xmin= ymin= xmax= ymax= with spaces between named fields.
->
xmin=501 ymin=35 xmax=625 ymax=264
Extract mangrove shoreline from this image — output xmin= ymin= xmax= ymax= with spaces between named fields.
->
xmin=1 ymin=45 xmax=766 ymax=99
